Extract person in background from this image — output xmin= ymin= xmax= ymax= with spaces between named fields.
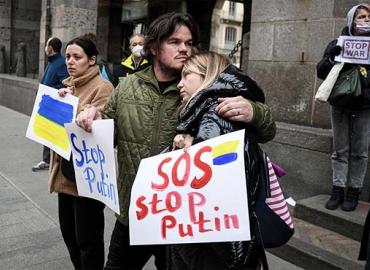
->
xmin=83 ymin=32 xmax=116 ymax=86
xmin=49 ymin=35 xmax=113 ymax=269
xmin=113 ymin=33 xmax=150 ymax=85
xmin=32 ymin=37 xmax=68 ymax=172
xmin=317 ymin=3 xmax=370 ymax=212
xmin=169 ymin=52 xmax=266 ymax=270
xmin=76 ymin=12 xmax=275 ymax=270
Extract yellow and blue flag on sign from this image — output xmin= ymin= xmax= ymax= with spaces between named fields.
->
xmin=33 ymin=94 xmax=73 ymax=151
xmin=212 ymin=140 xmax=240 ymax=165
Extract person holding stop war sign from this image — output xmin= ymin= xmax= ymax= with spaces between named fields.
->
xmin=317 ymin=3 xmax=370 ymax=212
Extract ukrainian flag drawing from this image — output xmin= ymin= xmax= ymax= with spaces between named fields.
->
xmin=212 ymin=140 xmax=240 ymax=165
xmin=33 ymin=94 xmax=73 ymax=151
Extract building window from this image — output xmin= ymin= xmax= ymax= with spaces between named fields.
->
xmin=229 ymin=1 xmax=236 ymax=16
xmin=225 ymin=27 xmax=236 ymax=49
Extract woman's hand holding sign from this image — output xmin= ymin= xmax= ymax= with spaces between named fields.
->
xmin=58 ymin=87 xmax=74 ymax=97
xmin=173 ymin=134 xmax=194 ymax=151
xmin=328 ymin=45 xmax=342 ymax=60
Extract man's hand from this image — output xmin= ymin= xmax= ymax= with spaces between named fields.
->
xmin=76 ymin=106 xmax=101 ymax=132
xmin=215 ymin=96 xmax=254 ymax=123
xmin=172 ymin=134 xmax=194 ymax=151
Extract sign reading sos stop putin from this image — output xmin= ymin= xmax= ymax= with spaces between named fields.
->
xmin=129 ymin=130 xmax=251 ymax=245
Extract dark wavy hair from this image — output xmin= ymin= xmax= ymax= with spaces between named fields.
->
xmin=66 ymin=35 xmax=99 ymax=59
xmin=143 ymin=12 xmax=200 ymax=59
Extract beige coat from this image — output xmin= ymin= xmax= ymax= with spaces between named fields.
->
xmin=48 ymin=65 xmax=113 ymax=196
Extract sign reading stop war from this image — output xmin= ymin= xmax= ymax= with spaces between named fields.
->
xmin=335 ymin=35 xmax=370 ymax=64
xmin=129 ymin=130 xmax=250 ymax=245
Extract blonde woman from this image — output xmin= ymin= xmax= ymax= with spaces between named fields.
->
xmin=170 ymin=52 xmax=268 ymax=270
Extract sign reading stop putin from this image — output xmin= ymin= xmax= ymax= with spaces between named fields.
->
xmin=129 ymin=130 xmax=251 ymax=245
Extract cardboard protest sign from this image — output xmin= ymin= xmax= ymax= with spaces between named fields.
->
xmin=129 ymin=129 xmax=250 ymax=245
xmin=65 ymin=120 xmax=120 ymax=214
xmin=335 ymin=35 xmax=370 ymax=64
xmin=26 ymin=84 xmax=78 ymax=160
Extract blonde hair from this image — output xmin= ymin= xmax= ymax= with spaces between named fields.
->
xmin=182 ymin=52 xmax=230 ymax=98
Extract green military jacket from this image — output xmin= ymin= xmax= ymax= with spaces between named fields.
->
xmin=102 ymin=66 xmax=181 ymax=225
xmin=102 ymin=65 xmax=276 ymax=225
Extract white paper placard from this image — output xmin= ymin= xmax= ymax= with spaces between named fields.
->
xmin=129 ymin=130 xmax=250 ymax=245
xmin=26 ymin=84 xmax=78 ymax=160
xmin=335 ymin=35 xmax=370 ymax=64
xmin=65 ymin=120 xmax=120 ymax=214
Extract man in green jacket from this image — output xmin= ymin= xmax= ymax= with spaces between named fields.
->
xmin=77 ymin=12 xmax=276 ymax=270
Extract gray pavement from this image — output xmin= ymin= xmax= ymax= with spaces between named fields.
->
xmin=0 ymin=105 xmax=301 ymax=270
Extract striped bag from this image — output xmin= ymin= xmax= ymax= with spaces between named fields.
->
xmin=265 ymin=157 xmax=293 ymax=229
xmin=255 ymin=149 xmax=294 ymax=248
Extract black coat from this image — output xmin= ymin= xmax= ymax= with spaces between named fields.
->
xmin=168 ymin=65 xmax=265 ymax=270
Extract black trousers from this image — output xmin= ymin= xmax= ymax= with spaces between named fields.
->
xmin=168 ymin=243 xmax=261 ymax=270
xmin=42 ymin=145 xmax=50 ymax=163
xmin=104 ymin=220 xmax=166 ymax=270
xmin=58 ymin=193 xmax=105 ymax=270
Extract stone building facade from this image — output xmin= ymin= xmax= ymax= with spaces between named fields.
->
xmin=247 ymin=0 xmax=370 ymax=200
xmin=0 ymin=0 xmax=41 ymax=76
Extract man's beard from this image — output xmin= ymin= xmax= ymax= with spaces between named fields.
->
xmin=158 ymin=60 xmax=182 ymax=79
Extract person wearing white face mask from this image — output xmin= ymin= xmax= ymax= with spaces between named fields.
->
xmin=317 ymin=3 xmax=370 ymax=212
xmin=113 ymin=34 xmax=150 ymax=84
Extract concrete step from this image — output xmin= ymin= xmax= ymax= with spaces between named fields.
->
xmin=294 ymin=194 xmax=369 ymax=241
xmin=268 ymin=217 xmax=365 ymax=270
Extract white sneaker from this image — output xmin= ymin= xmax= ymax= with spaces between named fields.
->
xmin=32 ymin=161 xmax=49 ymax=172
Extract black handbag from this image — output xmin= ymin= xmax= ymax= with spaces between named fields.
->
xmin=328 ymin=66 xmax=362 ymax=107
xmin=255 ymin=148 xmax=294 ymax=248
xmin=61 ymin=154 xmax=76 ymax=182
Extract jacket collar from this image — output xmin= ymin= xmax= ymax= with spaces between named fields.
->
xmin=62 ymin=65 xmax=99 ymax=88
xmin=121 ymin=54 xmax=149 ymax=70
xmin=135 ymin=65 xmax=180 ymax=94
xmin=48 ymin=53 xmax=61 ymax=62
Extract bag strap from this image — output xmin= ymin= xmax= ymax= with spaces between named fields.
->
xmin=253 ymin=212 xmax=269 ymax=270
xmin=315 ymin=62 xmax=345 ymax=102
xmin=258 ymin=146 xmax=271 ymax=198
xmin=254 ymin=147 xmax=270 ymax=269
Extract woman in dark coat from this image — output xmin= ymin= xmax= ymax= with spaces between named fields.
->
xmin=317 ymin=3 xmax=370 ymax=212
xmin=168 ymin=52 xmax=266 ymax=270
